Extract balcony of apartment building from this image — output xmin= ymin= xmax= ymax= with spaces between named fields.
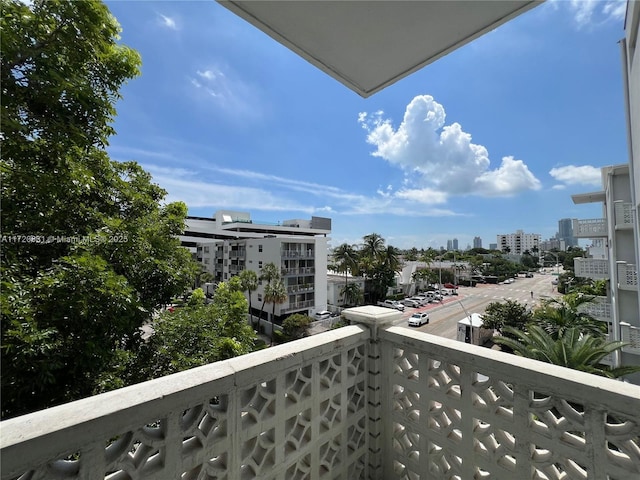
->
xmin=281 ymin=267 xmax=316 ymax=277
xmin=229 ymin=248 xmax=246 ymax=259
xmin=3 ymin=306 xmax=640 ymax=480
xmin=577 ymin=297 xmax=614 ymax=364
xmin=281 ymin=248 xmax=315 ymax=259
xmin=286 ymin=282 xmax=315 ymax=294
xmin=573 ymin=258 xmax=609 ymax=280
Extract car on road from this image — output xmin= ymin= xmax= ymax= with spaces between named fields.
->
xmin=525 ymin=272 xmax=534 ymax=278
xmin=408 ymin=312 xmax=429 ymax=327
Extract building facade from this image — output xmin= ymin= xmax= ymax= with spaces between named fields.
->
xmin=181 ymin=210 xmax=331 ymax=322
xmin=572 ymin=164 xmax=639 ymax=377
xmin=473 ymin=236 xmax=482 ymax=249
xmin=557 ymin=218 xmax=579 ymax=248
xmin=496 ymin=230 xmax=540 ymax=255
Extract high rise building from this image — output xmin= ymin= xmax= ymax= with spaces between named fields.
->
xmin=452 ymin=238 xmax=459 ymax=250
xmin=497 ymin=230 xmax=540 ymax=255
xmin=446 ymin=239 xmax=453 ymax=251
xmin=557 ymin=218 xmax=578 ymax=248
xmin=473 ymin=236 xmax=482 ymax=249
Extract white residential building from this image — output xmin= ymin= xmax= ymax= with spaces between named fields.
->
xmin=496 ymin=230 xmax=540 ymax=255
xmin=572 ymin=164 xmax=639 ymax=377
xmin=181 ymin=210 xmax=331 ymax=322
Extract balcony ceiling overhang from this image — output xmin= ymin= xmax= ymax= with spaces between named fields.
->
xmin=218 ymin=0 xmax=542 ymax=97
xmin=572 ymin=191 xmax=606 ymax=204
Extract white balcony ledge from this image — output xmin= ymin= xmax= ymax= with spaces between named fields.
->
xmin=574 ymin=258 xmax=610 ymax=280
xmin=617 ymin=262 xmax=639 ymax=291
xmin=2 ymin=308 xmax=640 ymax=480
xmin=574 ymin=218 xmax=607 ymax=238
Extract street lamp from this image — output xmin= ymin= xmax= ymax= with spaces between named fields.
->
xmin=540 ymin=251 xmax=560 ymax=276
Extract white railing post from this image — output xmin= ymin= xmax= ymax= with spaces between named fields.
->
xmin=342 ymin=306 xmax=401 ymax=479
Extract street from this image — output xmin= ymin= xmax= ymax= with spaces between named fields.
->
xmin=396 ymin=272 xmax=562 ymax=339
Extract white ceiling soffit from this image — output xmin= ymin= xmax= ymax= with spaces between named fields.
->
xmin=218 ymin=0 xmax=542 ymax=98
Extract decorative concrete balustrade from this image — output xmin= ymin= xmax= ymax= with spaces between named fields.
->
xmin=1 ymin=306 xmax=640 ymax=480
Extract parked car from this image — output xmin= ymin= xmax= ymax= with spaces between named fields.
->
xmin=525 ymin=272 xmax=534 ymax=278
xmin=314 ymin=310 xmax=332 ymax=320
xmin=408 ymin=312 xmax=429 ymax=327
xmin=413 ymin=294 xmax=432 ymax=304
xmin=402 ymin=298 xmax=421 ymax=308
xmin=410 ymin=296 xmax=429 ymax=306
xmin=377 ymin=299 xmax=405 ymax=311
xmin=443 ymin=283 xmax=459 ymax=289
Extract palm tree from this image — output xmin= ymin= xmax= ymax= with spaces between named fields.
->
xmin=333 ymin=243 xmax=359 ymax=306
xmin=361 ymin=233 xmax=385 ymax=261
xmin=258 ymin=262 xmax=280 ymax=322
xmin=495 ymin=326 xmax=640 ymax=379
xmin=238 ymin=269 xmax=258 ymax=327
xmin=264 ymin=279 xmax=287 ymax=345
xmin=382 ymin=245 xmax=403 ymax=274
xmin=533 ymin=294 xmax=607 ymax=339
xmin=340 ymin=282 xmax=363 ymax=307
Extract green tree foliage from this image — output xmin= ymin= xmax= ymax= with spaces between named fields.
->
xmin=136 ymin=282 xmax=257 ymax=380
xmin=358 ymin=234 xmax=403 ymax=303
xmin=494 ymin=326 xmax=640 ymax=379
xmin=532 ymin=295 xmax=607 ymax=339
xmin=333 ymin=243 xmax=359 ymax=306
xmin=481 ymin=300 xmax=533 ymax=340
xmin=282 ymin=313 xmax=312 ymax=340
xmin=340 ymin=282 xmax=363 ymax=307
xmin=264 ymin=279 xmax=287 ymax=345
xmin=238 ymin=269 xmax=258 ymax=323
xmin=1 ymin=0 xmax=198 ymax=418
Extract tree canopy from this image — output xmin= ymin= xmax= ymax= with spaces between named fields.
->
xmin=1 ymin=0 xmax=199 ymax=418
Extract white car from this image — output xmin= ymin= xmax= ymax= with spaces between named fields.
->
xmin=408 ymin=312 xmax=429 ymax=326
xmin=409 ymin=296 xmax=429 ymax=306
xmin=314 ymin=310 xmax=332 ymax=320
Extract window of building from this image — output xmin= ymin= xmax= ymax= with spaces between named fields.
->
xmin=259 ymin=261 xmax=263 ymax=269
xmin=258 ymin=294 xmax=262 ymax=302
xmin=258 ymin=245 xmax=263 ymax=252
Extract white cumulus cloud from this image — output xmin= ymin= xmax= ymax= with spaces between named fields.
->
xmin=359 ymin=95 xmax=541 ymax=199
xmin=549 ymin=165 xmax=601 ymax=186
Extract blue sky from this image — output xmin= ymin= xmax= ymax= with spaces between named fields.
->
xmin=105 ymin=0 xmax=629 ymax=251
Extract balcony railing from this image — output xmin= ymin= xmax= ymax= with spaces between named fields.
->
xmin=287 ymin=284 xmax=314 ymax=294
xmin=281 ymin=249 xmax=315 ymax=259
xmin=576 ymin=296 xmax=612 ymax=321
xmin=614 ymin=201 xmax=635 ymax=229
xmin=281 ymin=267 xmax=315 ymax=276
xmin=621 ymin=322 xmax=640 ymax=355
xmin=281 ymin=299 xmax=315 ymax=313
xmin=2 ymin=307 xmax=640 ymax=480
xmin=574 ymin=258 xmax=609 ymax=280
xmin=574 ymin=218 xmax=607 ymax=237
xmin=617 ymin=262 xmax=639 ymax=291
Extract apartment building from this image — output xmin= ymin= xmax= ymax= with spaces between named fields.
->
xmin=473 ymin=236 xmax=482 ymax=249
xmin=572 ymin=165 xmax=639 ymax=375
xmin=497 ymin=229 xmax=540 ymax=255
xmin=181 ymin=210 xmax=331 ymax=321
xmin=569 ymin=2 xmax=640 ymax=380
